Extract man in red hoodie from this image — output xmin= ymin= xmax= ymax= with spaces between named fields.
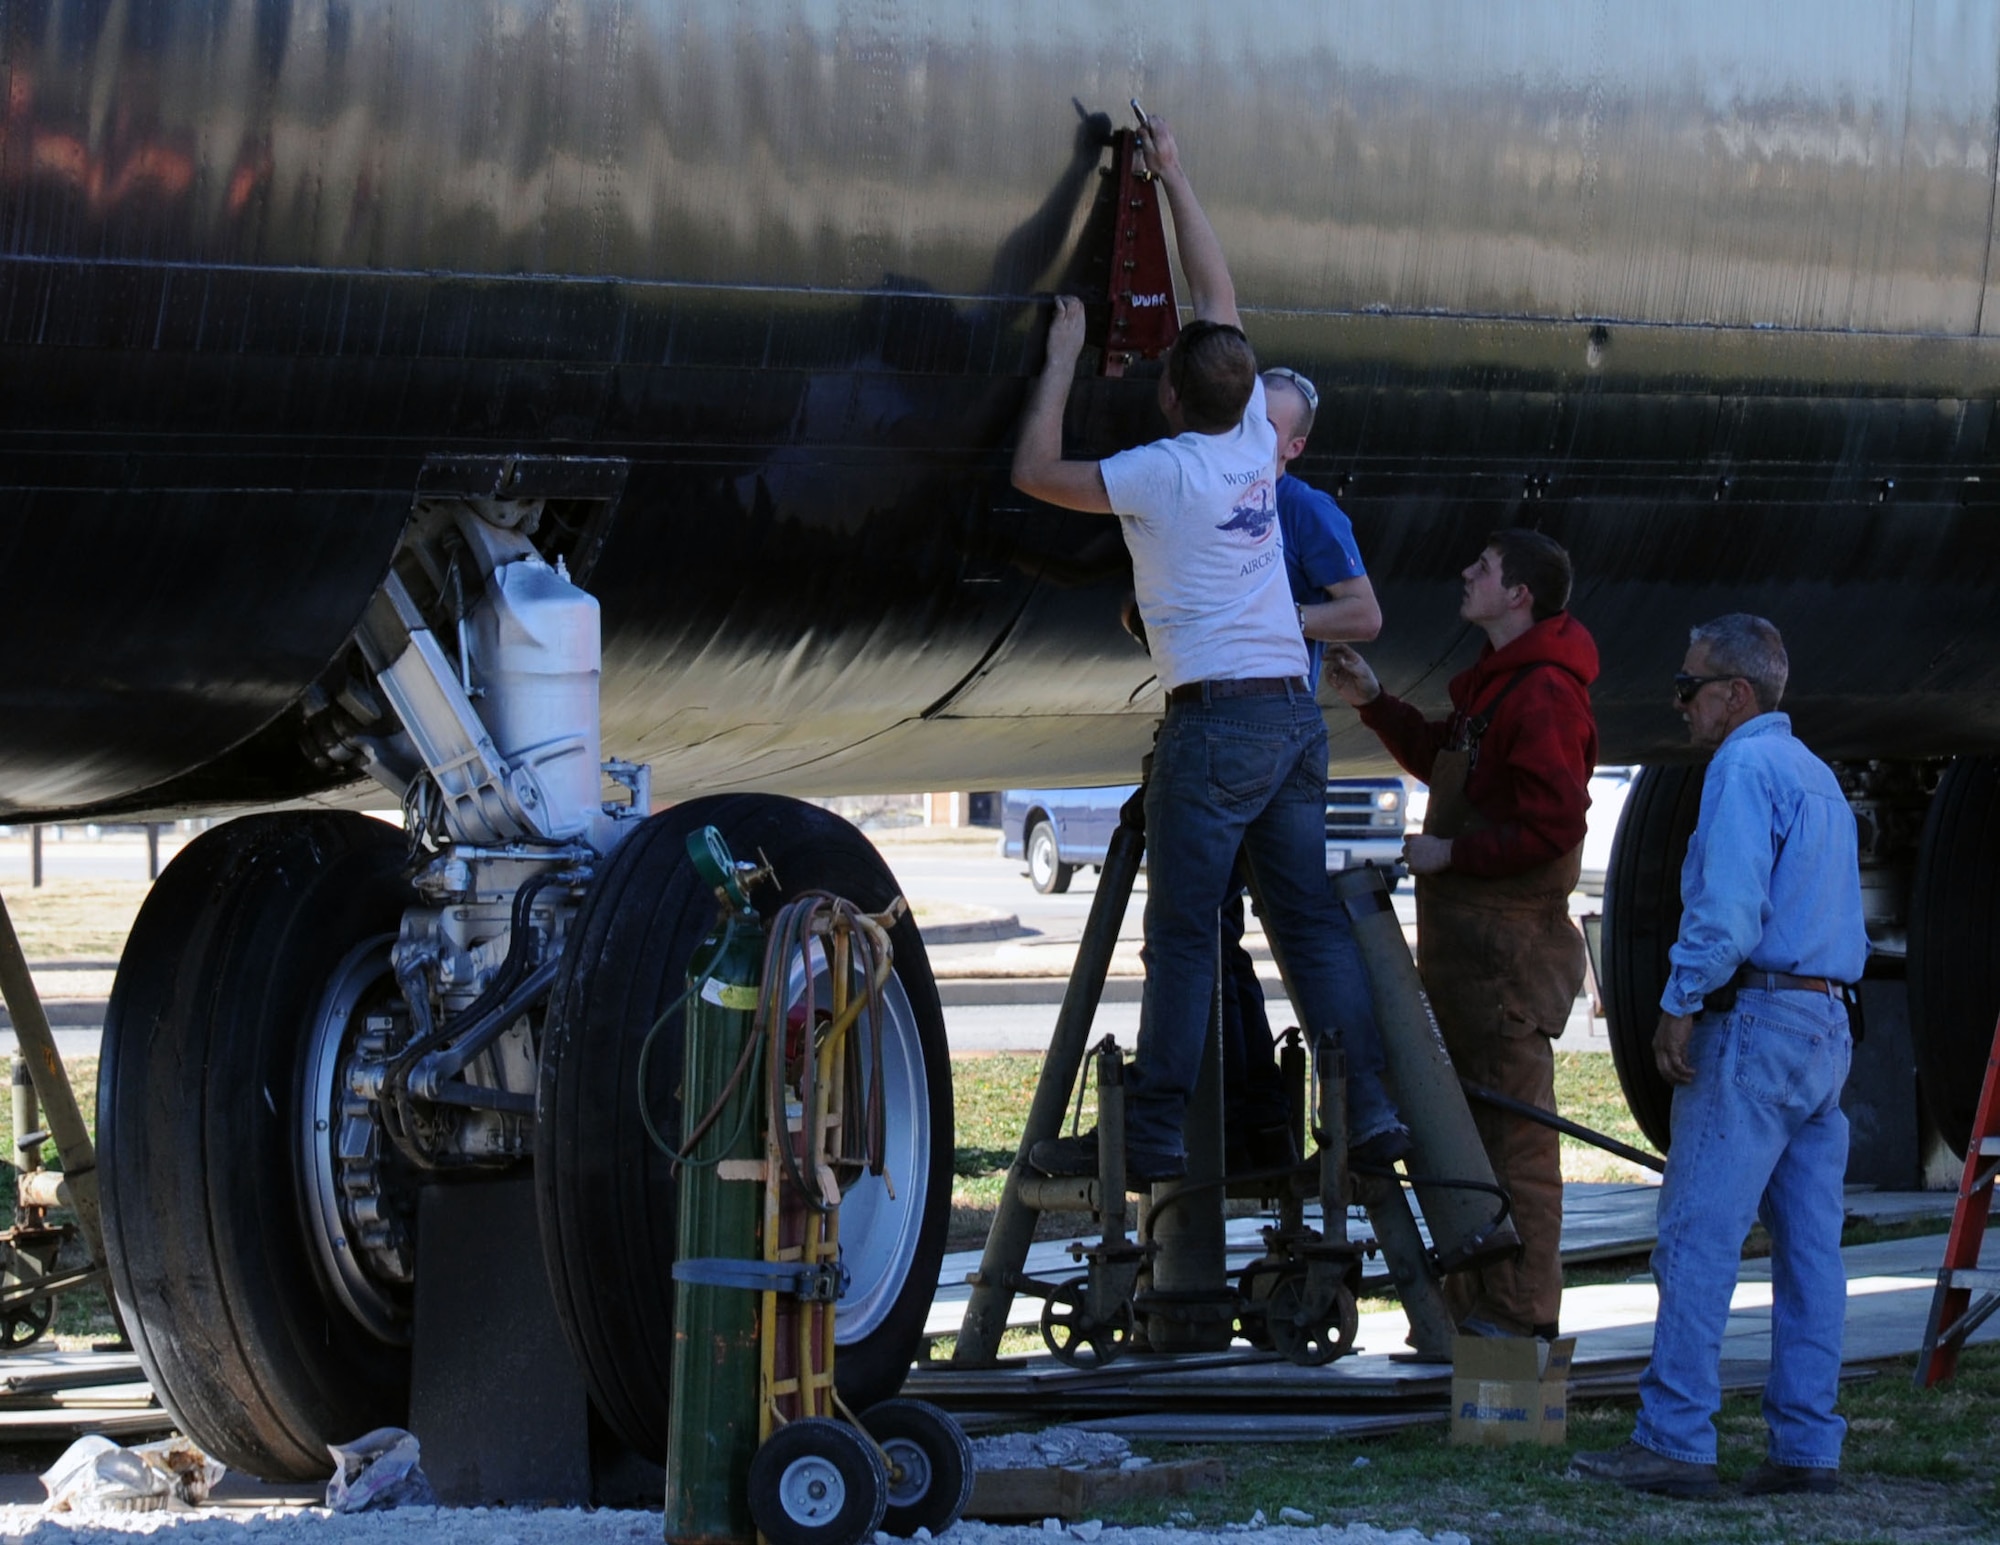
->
xmin=1325 ymin=529 xmax=1598 ymax=1340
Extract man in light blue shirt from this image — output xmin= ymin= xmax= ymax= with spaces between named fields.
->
xmin=1577 ymin=615 xmax=1867 ymax=1500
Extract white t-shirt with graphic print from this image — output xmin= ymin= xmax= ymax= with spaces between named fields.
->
xmin=1098 ymin=375 xmax=1308 ymax=693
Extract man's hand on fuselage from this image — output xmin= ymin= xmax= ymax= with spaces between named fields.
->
xmin=1009 ymin=295 xmax=1112 ymax=513
xmin=1135 ymin=113 xmax=1181 ymax=180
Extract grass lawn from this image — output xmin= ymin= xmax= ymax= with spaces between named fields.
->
xmin=1 ymin=880 xmax=149 ymax=961
xmin=1089 ymin=1346 xmax=2000 ymax=1544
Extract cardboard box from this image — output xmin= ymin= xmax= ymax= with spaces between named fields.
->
xmin=1449 ymin=1334 xmax=1575 ymax=1447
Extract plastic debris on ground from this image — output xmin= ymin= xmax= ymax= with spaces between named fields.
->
xmin=42 ymin=1435 xmax=226 ymax=1515
xmin=326 ymin=1427 xmax=437 ymax=1512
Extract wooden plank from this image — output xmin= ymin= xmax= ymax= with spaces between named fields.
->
xmin=966 ymin=1459 xmax=1227 ymax=1522
xmin=0 ymin=1405 xmax=172 ymax=1437
xmin=0 ymin=1353 xmax=145 ymax=1397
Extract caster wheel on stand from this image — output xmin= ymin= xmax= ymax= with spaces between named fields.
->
xmin=1266 ymin=1271 xmax=1358 ymax=1367
xmin=1040 ymin=1276 xmax=1135 ymax=1369
xmin=0 ymin=1296 xmax=52 ymax=1350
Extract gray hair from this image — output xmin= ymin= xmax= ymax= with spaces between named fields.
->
xmin=1690 ymin=613 xmax=1788 ymax=711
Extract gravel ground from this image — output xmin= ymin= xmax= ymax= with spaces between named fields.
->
xmin=0 ymin=1511 xmax=1468 ymax=1545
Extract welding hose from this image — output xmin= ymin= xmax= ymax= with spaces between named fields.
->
xmin=635 ymin=913 xmax=769 ymax=1169
xmin=764 ymin=894 xmax=895 ymax=1213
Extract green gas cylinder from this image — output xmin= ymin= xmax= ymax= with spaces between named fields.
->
xmin=664 ymin=828 xmax=768 ymax=1545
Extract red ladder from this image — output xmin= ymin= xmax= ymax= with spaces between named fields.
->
xmin=1915 ymin=1012 xmax=2000 ymax=1388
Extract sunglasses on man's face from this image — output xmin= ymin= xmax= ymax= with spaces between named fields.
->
xmin=1672 ymin=673 xmax=1740 ymax=705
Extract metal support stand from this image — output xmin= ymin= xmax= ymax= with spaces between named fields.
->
xmin=0 ymin=884 xmax=110 ymax=1345
xmin=955 ymin=795 xmax=1146 ymax=1363
xmin=1356 ymin=1174 xmax=1458 ymax=1361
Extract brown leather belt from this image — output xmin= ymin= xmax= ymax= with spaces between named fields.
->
xmin=1165 ymin=676 xmax=1307 ymax=705
xmin=1732 ymin=967 xmax=1845 ymax=997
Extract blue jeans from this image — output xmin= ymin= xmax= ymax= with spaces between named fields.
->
xmin=1126 ymin=687 xmax=1400 ymax=1161
xmin=1634 ymin=989 xmax=1852 ymax=1469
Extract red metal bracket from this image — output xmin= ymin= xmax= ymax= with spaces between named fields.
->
xmin=1098 ymin=128 xmax=1179 ymax=377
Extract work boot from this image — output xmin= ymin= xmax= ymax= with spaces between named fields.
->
xmin=1029 ymin=1128 xmax=1186 ymax=1186
xmin=1570 ymin=1442 xmax=1720 ymax=1499
xmin=1739 ymin=1460 xmax=1838 ymax=1496
xmin=1243 ymin=1122 xmax=1301 ymax=1172
xmin=1347 ymin=1123 xmax=1413 ymax=1172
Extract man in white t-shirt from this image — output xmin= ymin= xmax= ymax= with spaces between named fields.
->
xmin=1010 ymin=115 xmax=1408 ymax=1184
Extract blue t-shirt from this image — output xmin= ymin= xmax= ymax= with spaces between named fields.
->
xmin=1277 ymin=473 xmax=1367 ymax=690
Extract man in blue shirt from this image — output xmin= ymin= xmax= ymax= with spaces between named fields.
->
xmin=1266 ymin=367 xmax=1381 ymax=685
xmin=1576 ymin=614 xmax=1867 ymax=1499
xmin=1219 ymin=368 xmax=1393 ymax=1171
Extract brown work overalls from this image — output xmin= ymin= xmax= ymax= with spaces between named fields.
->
xmin=1416 ymin=687 xmax=1587 ymax=1336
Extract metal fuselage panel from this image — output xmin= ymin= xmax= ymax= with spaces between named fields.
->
xmin=4 ymin=1 xmax=2000 ymax=819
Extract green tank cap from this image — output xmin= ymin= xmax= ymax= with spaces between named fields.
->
xmin=687 ymin=826 xmax=750 ymax=911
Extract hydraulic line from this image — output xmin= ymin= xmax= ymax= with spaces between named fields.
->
xmin=390 ymin=867 xmax=568 ymax=1085
xmin=407 ymin=956 xmax=562 ymax=1098
xmin=1460 ymin=1079 xmax=1666 ymax=1175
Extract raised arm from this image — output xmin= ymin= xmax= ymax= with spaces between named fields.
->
xmin=1010 ymin=295 xmax=1114 ymax=513
xmin=1139 ymin=115 xmax=1238 ymax=329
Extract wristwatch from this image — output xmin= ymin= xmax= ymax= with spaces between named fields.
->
xmin=1296 ymin=603 xmax=1307 ymax=633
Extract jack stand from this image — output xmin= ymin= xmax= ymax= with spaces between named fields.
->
xmin=0 ymin=887 xmax=110 ymax=1348
xmin=956 ymin=789 xmax=1147 ymax=1363
xmin=955 ymin=780 xmax=1455 ymax=1370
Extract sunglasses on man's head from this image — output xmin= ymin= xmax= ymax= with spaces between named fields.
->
xmin=1672 ymin=673 xmax=1740 ymax=705
xmin=1264 ymin=366 xmax=1319 ymax=413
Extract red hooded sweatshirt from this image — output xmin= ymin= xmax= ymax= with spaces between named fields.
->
xmin=1358 ymin=613 xmax=1600 ymax=879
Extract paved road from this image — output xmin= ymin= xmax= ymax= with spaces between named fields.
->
xmin=879 ymin=836 xmax=1150 ymax=944
xmin=0 ymin=833 xmax=191 ymax=884
xmin=873 ymin=836 xmax=1611 ymax=1054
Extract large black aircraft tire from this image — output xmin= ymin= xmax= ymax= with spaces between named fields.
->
xmin=1600 ymin=764 xmax=1705 ymax=1155
xmin=536 ymin=794 xmax=953 ymax=1459
xmin=99 ymin=813 xmax=414 ymax=1480
xmin=1908 ymin=756 xmax=2000 ymax=1157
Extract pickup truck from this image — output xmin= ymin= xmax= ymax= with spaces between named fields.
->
xmin=1001 ymin=779 xmax=1409 ymax=894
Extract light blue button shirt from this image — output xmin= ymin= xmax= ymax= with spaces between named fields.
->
xmin=1661 ymin=713 xmax=1869 ymax=1017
